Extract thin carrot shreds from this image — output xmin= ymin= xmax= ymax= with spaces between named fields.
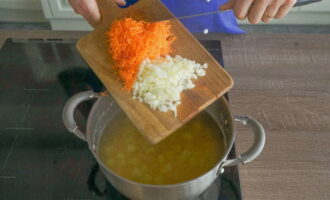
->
xmin=107 ymin=18 xmax=176 ymax=90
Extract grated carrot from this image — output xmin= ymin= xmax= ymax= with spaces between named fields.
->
xmin=107 ymin=18 xmax=175 ymax=90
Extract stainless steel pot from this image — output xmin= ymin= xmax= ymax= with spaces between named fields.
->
xmin=63 ymin=91 xmax=265 ymax=200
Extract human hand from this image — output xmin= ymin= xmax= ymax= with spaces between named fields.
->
xmin=68 ymin=0 xmax=126 ymax=27
xmin=220 ymin=0 xmax=297 ymax=24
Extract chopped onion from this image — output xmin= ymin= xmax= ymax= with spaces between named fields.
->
xmin=132 ymin=55 xmax=208 ymax=116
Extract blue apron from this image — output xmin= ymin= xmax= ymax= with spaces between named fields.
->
xmin=121 ymin=0 xmax=244 ymax=34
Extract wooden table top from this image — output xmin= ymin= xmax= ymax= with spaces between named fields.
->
xmin=1 ymin=30 xmax=329 ymax=200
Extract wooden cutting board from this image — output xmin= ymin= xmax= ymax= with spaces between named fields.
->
xmin=76 ymin=0 xmax=233 ymax=144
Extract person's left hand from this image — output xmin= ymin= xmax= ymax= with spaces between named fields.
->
xmin=68 ymin=0 xmax=126 ymax=27
xmin=220 ymin=0 xmax=297 ymax=24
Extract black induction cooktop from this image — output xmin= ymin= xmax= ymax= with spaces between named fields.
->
xmin=0 ymin=38 xmax=242 ymax=200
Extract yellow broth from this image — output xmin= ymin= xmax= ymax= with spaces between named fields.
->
xmin=98 ymin=111 xmax=225 ymax=185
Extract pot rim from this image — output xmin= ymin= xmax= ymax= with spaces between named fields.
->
xmin=87 ymin=96 xmax=236 ymax=188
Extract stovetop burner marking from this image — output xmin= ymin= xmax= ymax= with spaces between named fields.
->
xmin=23 ymin=88 xmax=49 ymax=92
xmin=4 ymin=128 xmax=35 ymax=130
xmin=0 ymin=176 xmax=16 ymax=179
xmin=1 ymin=134 xmax=19 ymax=170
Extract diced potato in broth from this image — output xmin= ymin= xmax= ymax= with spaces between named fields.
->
xmin=98 ymin=111 xmax=225 ymax=185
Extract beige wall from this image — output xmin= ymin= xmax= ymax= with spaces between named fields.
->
xmin=0 ymin=0 xmax=42 ymax=10
xmin=0 ymin=0 xmax=45 ymax=22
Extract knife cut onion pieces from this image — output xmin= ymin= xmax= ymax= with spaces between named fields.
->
xmin=133 ymin=55 xmax=208 ymax=116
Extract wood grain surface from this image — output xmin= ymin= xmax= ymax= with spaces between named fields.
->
xmin=1 ymin=31 xmax=329 ymax=199
xmin=217 ymin=34 xmax=330 ymax=200
xmin=76 ymin=0 xmax=233 ymax=144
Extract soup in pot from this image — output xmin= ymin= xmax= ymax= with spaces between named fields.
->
xmin=98 ymin=111 xmax=225 ymax=185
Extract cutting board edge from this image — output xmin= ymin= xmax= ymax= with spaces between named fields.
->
xmin=218 ymin=73 xmax=234 ymax=98
xmin=76 ymin=34 xmax=90 ymax=53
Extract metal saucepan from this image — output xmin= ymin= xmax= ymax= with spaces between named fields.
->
xmin=63 ymin=91 xmax=265 ymax=200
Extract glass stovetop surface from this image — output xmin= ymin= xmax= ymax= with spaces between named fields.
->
xmin=0 ymin=38 xmax=242 ymax=200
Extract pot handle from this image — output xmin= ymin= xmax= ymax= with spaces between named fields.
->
xmin=221 ymin=116 xmax=266 ymax=168
xmin=62 ymin=91 xmax=100 ymax=141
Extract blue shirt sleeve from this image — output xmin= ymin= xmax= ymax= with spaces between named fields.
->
xmin=160 ymin=0 xmax=244 ymax=34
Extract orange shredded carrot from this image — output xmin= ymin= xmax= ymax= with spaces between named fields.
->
xmin=107 ymin=18 xmax=175 ymax=90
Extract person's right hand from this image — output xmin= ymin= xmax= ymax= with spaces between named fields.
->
xmin=220 ymin=0 xmax=297 ymax=24
xmin=68 ymin=0 xmax=126 ymax=27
